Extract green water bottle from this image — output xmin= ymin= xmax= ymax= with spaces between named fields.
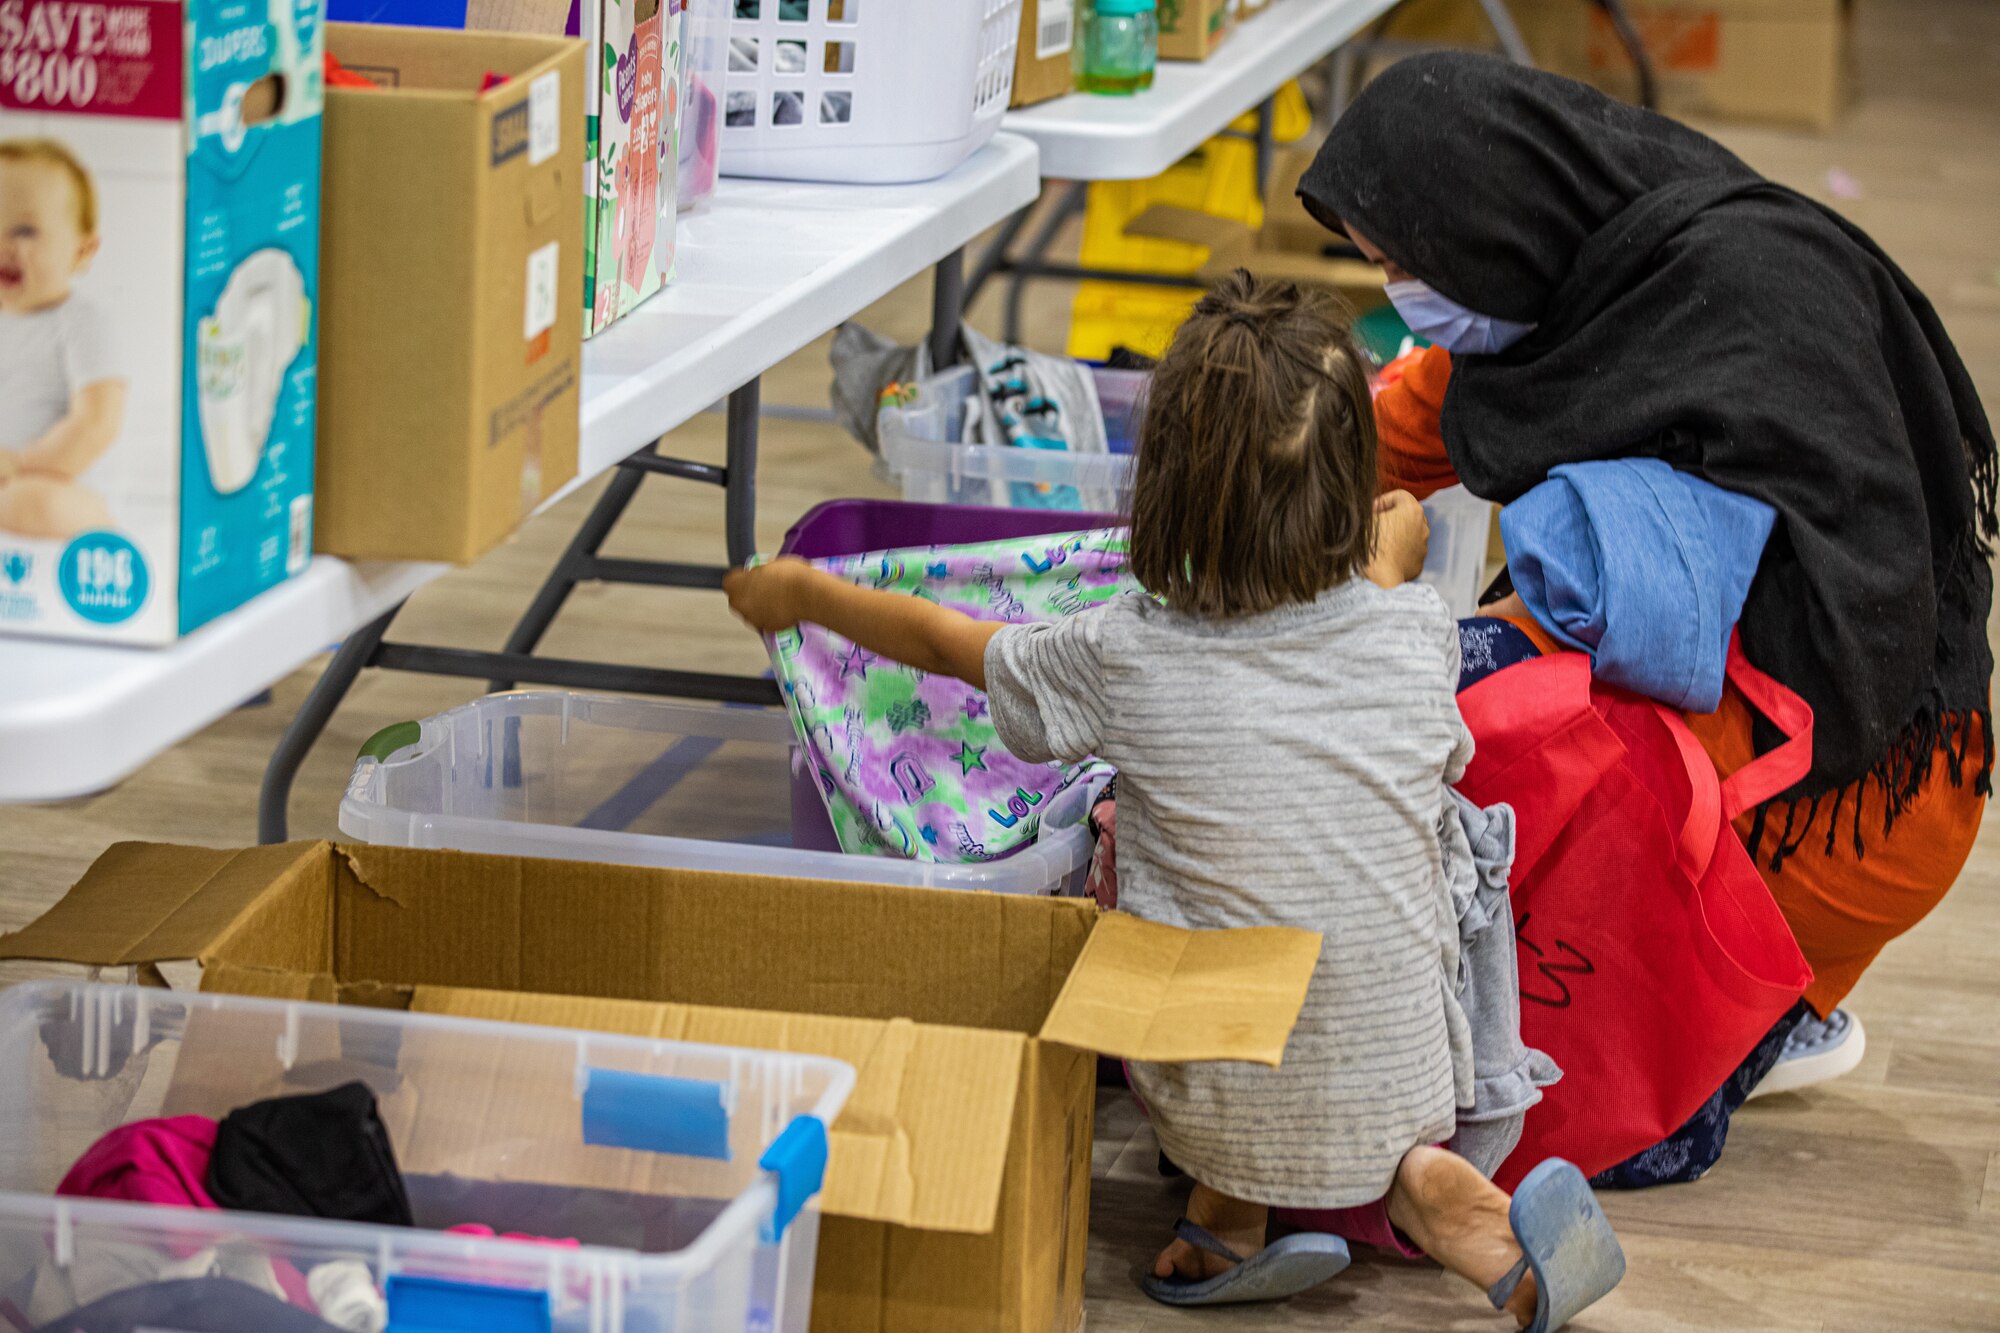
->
xmin=1079 ymin=0 xmax=1158 ymax=95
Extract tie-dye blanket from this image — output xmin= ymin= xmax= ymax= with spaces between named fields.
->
xmin=770 ymin=528 xmax=1135 ymax=862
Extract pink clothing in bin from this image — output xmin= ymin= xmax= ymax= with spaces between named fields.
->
xmin=56 ymin=1116 xmax=218 ymax=1210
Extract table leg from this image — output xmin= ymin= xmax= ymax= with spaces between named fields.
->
xmin=1255 ymin=95 xmax=1277 ymax=199
xmin=1005 ymin=181 xmax=1089 ymax=346
xmin=1478 ymin=0 xmax=1536 ymax=65
xmin=965 ymin=203 xmax=1037 ymax=310
xmin=257 ymin=602 xmax=403 ymax=844
xmin=488 ymin=441 xmax=660 ymax=692
xmin=725 ymin=378 xmax=760 ymax=568
xmin=929 ymin=247 xmax=966 ymax=368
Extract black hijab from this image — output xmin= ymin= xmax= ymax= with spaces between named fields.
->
xmin=1301 ymin=54 xmax=1996 ymax=848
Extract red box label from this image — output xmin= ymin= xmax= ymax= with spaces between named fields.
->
xmin=0 ymin=0 xmax=182 ymax=119
xmin=1589 ymin=7 xmax=1722 ymax=75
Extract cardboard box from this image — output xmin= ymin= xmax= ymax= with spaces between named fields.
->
xmin=1573 ymin=0 xmax=1852 ymax=131
xmin=1158 ymin=0 xmax=1233 ymax=61
xmin=1377 ymin=0 xmax=1851 ymax=131
xmin=313 ymin=25 xmax=584 ymax=564
xmin=1010 ymin=0 xmax=1075 ymax=108
xmin=1 ymin=841 xmax=1320 ymax=1333
xmin=328 ymin=0 xmax=682 ymax=336
xmin=0 ymin=0 xmax=321 ymax=643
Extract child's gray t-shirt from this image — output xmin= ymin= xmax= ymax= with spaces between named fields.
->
xmin=985 ymin=578 xmax=1475 ymax=1208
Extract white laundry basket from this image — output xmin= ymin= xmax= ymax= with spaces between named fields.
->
xmin=721 ymin=0 xmax=1021 ymax=183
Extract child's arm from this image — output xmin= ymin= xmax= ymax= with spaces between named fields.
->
xmin=725 ymin=557 xmax=1003 ymax=690
xmin=16 ymin=379 xmax=127 ymax=479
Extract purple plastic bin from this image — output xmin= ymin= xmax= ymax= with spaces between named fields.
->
xmin=778 ymin=498 xmax=1123 ymax=561
xmin=780 ymin=499 xmax=1124 ymax=853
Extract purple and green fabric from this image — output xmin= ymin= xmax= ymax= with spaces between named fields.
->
xmin=769 ymin=528 xmax=1135 ymax=862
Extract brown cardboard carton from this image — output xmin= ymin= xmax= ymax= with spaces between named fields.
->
xmin=1 ymin=842 xmax=1320 ymax=1333
xmin=314 ymin=25 xmax=584 ymax=564
xmin=1158 ymin=0 xmax=1233 ymax=61
xmin=1011 ymin=0 xmax=1077 ymax=108
xmin=1379 ymin=0 xmax=1849 ymax=131
xmin=1573 ymin=0 xmax=1851 ymax=131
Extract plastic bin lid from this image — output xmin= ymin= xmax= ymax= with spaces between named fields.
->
xmin=1095 ymin=0 xmax=1156 ymax=12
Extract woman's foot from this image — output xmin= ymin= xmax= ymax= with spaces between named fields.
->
xmin=1747 ymin=1007 xmax=1865 ymax=1100
xmin=1153 ymin=1183 xmax=1268 ymax=1281
xmin=1388 ymin=1145 xmax=1538 ymax=1326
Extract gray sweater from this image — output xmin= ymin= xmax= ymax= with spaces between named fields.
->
xmin=986 ymin=579 xmax=1475 ymax=1207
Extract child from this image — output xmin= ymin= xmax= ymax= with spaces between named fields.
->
xmin=0 ymin=138 xmax=123 ymax=540
xmin=726 ymin=272 xmax=1625 ymax=1329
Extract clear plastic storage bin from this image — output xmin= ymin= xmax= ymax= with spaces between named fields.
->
xmin=877 ymin=363 xmax=1145 ymax=511
xmin=0 ymin=982 xmax=853 ymax=1333
xmin=721 ymin=0 xmax=1020 ymax=183
xmin=340 ymin=691 xmax=1093 ymax=896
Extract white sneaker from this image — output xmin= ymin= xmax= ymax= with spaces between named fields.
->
xmin=1746 ymin=1008 xmax=1865 ymax=1100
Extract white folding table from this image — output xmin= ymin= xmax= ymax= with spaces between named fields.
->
xmin=980 ymin=0 xmax=1551 ymax=342
xmin=0 ymin=133 xmax=1042 ymax=831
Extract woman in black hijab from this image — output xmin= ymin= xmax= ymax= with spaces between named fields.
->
xmin=1301 ymin=55 xmax=1993 ymax=1091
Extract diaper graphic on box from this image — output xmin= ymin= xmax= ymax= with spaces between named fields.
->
xmin=0 ymin=0 xmax=323 ymax=644
xmin=198 ymin=249 xmax=310 ymax=495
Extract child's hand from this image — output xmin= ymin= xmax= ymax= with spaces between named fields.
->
xmin=0 ymin=453 xmax=18 ymax=486
xmin=724 ymin=557 xmax=815 ymax=633
xmin=1369 ymin=491 xmax=1431 ymax=588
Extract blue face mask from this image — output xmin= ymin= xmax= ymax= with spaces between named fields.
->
xmin=1385 ymin=279 xmax=1537 ymax=355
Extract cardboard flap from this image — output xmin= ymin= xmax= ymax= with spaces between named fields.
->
xmin=1124 ymin=203 xmax=1253 ymax=255
xmin=0 ymin=841 xmax=332 ymax=969
xmin=1036 ymin=914 xmax=1320 ymax=1066
xmin=409 ymin=987 xmax=1030 ymax=1235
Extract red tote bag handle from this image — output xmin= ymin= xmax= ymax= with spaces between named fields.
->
xmin=1715 ymin=633 xmax=1815 ymax=820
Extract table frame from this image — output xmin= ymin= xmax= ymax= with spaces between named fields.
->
xmin=255 ymin=250 xmax=973 ymax=842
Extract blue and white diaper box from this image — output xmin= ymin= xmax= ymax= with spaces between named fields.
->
xmin=0 ymin=0 xmax=323 ymax=643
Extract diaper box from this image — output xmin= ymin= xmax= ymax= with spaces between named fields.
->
xmin=0 ymin=0 xmax=323 ymax=643
xmin=315 ymin=23 xmax=583 ymax=563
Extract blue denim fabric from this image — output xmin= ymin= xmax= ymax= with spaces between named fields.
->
xmin=1501 ymin=459 xmax=1775 ymax=712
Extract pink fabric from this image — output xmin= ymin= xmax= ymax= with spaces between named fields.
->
xmin=1087 ymin=800 xmax=1119 ymax=909
xmin=446 ymin=1224 xmax=580 ymax=1248
xmin=56 ymin=1117 xmax=218 ymax=1209
xmin=1278 ymin=1199 xmax=1425 ymax=1259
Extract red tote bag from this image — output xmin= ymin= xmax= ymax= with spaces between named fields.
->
xmin=1455 ymin=638 xmax=1815 ymax=1189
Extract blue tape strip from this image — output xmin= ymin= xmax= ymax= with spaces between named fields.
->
xmin=327 ymin=0 xmax=469 ymax=25
xmin=385 ymin=1276 xmax=550 ymax=1333
xmin=759 ymin=1114 xmax=830 ymax=1243
xmin=582 ymin=1067 xmax=733 ymax=1161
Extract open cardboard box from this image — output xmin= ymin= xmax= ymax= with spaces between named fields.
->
xmin=0 ymin=841 xmax=1321 ymax=1333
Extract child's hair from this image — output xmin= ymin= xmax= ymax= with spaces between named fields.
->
xmin=0 ymin=138 xmax=98 ymax=236
xmin=1129 ymin=269 xmax=1377 ymax=618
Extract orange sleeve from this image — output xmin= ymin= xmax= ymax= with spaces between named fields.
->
xmin=1374 ymin=344 xmax=1458 ymax=499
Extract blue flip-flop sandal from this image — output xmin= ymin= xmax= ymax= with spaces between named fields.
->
xmin=1138 ymin=1218 xmax=1350 ymax=1307
xmin=1487 ymin=1159 xmax=1627 ymax=1332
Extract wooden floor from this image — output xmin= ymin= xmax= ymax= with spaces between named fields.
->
xmin=5 ymin=1 xmax=1999 ymax=1327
